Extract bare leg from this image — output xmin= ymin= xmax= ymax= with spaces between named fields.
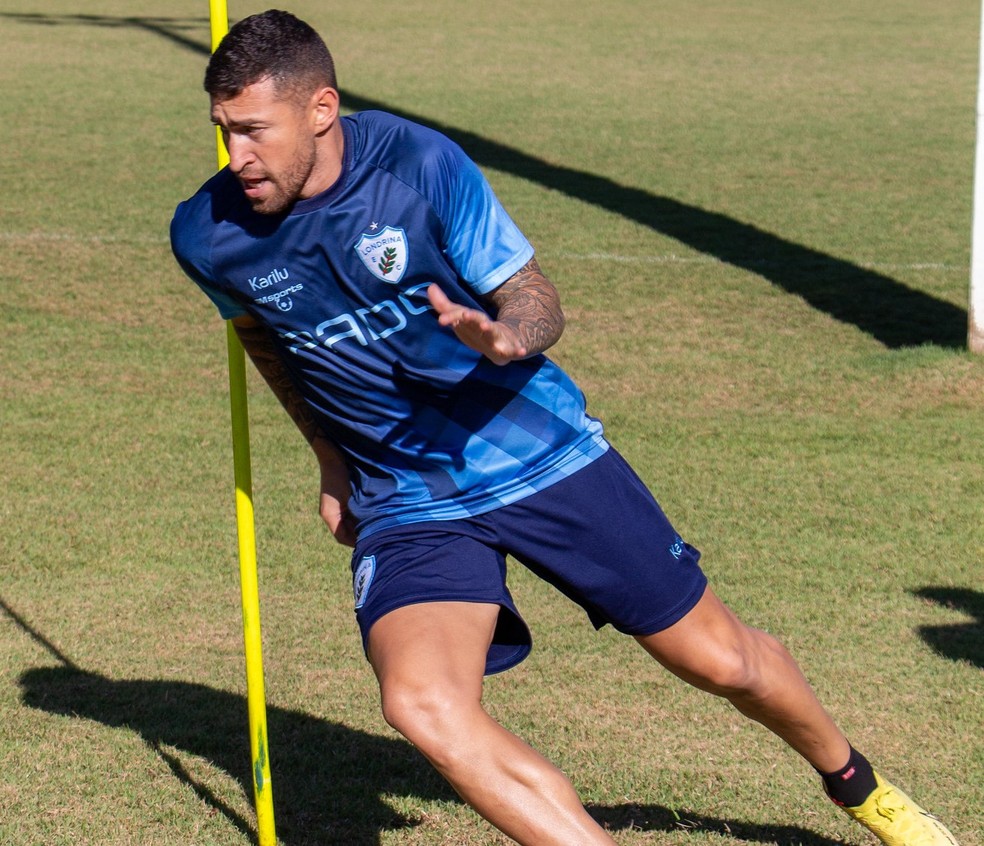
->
xmin=637 ymin=586 xmax=851 ymax=772
xmin=368 ymin=601 xmax=616 ymax=846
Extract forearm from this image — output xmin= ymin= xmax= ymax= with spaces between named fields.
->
xmin=232 ymin=317 xmax=323 ymax=447
xmin=484 ymin=257 xmax=565 ymax=357
xmin=232 ymin=318 xmax=356 ymax=544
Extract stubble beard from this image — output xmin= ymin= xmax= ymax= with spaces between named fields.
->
xmin=248 ymin=144 xmax=318 ymax=215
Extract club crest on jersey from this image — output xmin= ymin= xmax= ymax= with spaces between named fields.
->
xmin=353 ymin=555 xmax=376 ymax=609
xmin=355 ymin=226 xmax=408 ymax=285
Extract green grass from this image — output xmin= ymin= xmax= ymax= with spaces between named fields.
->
xmin=1 ymin=1 xmax=982 ymax=844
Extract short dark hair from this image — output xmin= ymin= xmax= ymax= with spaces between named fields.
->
xmin=204 ymin=9 xmax=337 ymax=102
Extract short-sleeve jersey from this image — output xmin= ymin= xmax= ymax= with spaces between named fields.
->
xmin=171 ymin=111 xmax=608 ymax=538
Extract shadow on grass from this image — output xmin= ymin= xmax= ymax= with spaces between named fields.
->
xmin=0 ymin=12 xmax=209 ymax=54
xmin=17 ymin=667 xmax=847 ymax=846
xmin=345 ymin=90 xmax=968 ymax=350
xmin=588 ymin=804 xmax=847 ymax=845
xmin=3 ymin=12 xmax=968 ymax=350
xmin=17 ymin=665 xmax=452 ymax=846
xmin=912 ymin=586 xmax=984 ymax=670
xmin=4 ymin=597 xmax=846 ymax=846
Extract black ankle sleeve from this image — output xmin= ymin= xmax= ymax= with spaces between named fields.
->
xmin=819 ymin=746 xmax=877 ymax=808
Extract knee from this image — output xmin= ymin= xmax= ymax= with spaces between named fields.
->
xmin=683 ymin=627 xmax=787 ymax=702
xmin=378 ymin=679 xmax=471 ymax=766
xmin=639 ymin=588 xmax=800 ymax=704
xmin=380 ymin=679 xmax=449 ymax=739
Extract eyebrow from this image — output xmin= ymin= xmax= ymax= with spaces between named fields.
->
xmin=210 ymin=115 xmax=270 ymax=129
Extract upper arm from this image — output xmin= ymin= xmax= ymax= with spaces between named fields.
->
xmin=171 ymin=191 xmax=248 ymax=320
xmin=429 ymin=141 xmax=534 ymax=296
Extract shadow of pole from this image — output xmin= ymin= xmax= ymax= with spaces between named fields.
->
xmin=15 ymin=664 xmax=851 ymax=846
xmin=0 ymin=593 xmax=451 ymax=845
xmin=2 ymin=11 xmax=967 ymax=349
xmin=6 ymin=597 xmax=849 ymax=846
xmin=342 ymin=92 xmax=967 ymax=350
xmin=16 ymin=664 xmax=446 ymax=845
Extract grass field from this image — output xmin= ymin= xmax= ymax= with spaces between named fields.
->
xmin=1 ymin=1 xmax=982 ymax=844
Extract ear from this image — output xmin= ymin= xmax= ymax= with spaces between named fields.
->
xmin=310 ymin=86 xmax=340 ymax=134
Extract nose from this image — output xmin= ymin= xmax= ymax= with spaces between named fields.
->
xmin=225 ymin=134 xmax=255 ymax=174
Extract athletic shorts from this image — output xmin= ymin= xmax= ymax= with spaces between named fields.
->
xmin=349 ymin=447 xmax=707 ymax=675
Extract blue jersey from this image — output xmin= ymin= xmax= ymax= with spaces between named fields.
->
xmin=171 ymin=111 xmax=607 ymax=537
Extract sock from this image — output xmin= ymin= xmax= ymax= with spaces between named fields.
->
xmin=818 ymin=746 xmax=878 ymax=807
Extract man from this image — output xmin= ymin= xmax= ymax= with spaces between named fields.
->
xmin=171 ymin=10 xmax=959 ymax=845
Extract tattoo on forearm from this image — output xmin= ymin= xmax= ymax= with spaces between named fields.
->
xmin=234 ymin=322 xmax=322 ymax=445
xmin=487 ymin=257 xmax=565 ymax=356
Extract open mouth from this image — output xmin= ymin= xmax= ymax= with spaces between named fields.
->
xmin=241 ymin=177 xmax=267 ymax=198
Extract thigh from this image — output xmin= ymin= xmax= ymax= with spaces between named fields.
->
xmin=368 ymin=601 xmax=500 ymax=698
xmin=352 ymin=523 xmax=532 ymax=674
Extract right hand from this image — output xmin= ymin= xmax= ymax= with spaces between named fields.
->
xmin=313 ymin=436 xmax=357 ymax=547
xmin=320 ymin=489 xmax=357 ymax=547
xmin=427 ymin=284 xmax=528 ymax=365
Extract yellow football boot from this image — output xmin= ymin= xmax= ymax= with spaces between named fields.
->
xmin=838 ymin=772 xmax=959 ymax=846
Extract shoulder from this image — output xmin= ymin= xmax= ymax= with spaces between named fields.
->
xmin=173 ymin=168 xmax=243 ymax=225
xmin=346 ymin=110 xmax=457 ymax=150
xmin=170 ymin=168 xmax=243 ymax=258
xmin=346 ymin=110 xmax=471 ymax=182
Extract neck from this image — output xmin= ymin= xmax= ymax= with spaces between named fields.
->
xmin=302 ymin=120 xmax=345 ymax=199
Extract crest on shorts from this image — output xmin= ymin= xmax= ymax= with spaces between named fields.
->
xmin=353 ymin=555 xmax=376 ymax=609
xmin=354 ymin=226 xmax=408 ymax=284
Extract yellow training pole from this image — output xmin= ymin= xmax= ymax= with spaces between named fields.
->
xmin=209 ymin=2 xmax=277 ymax=843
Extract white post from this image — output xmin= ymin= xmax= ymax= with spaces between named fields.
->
xmin=969 ymin=0 xmax=984 ymax=352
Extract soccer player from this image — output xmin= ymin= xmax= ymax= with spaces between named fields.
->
xmin=171 ymin=10 xmax=959 ymax=845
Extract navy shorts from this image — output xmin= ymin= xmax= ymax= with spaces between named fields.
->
xmin=350 ymin=447 xmax=707 ymax=674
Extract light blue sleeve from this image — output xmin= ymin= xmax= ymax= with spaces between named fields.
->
xmin=439 ymin=150 xmax=534 ymax=295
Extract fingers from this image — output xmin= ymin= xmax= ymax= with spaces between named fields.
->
xmin=427 ymin=283 xmax=466 ymax=325
xmin=426 ymin=284 xmax=523 ymax=364
xmin=427 ymin=284 xmax=476 ymax=323
xmin=427 ymin=284 xmax=493 ymax=334
xmin=334 ymin=518 xmax=357 ymax=548
xmin=426 ymin=283 xmax=453 ymax=314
